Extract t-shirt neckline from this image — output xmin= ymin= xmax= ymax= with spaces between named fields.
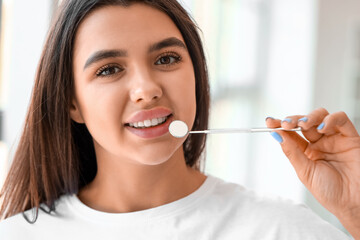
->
xmin=64 ymin=174 xmax=219 ymax=225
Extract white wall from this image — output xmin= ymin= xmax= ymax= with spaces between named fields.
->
xmin=2 ymin=0 xmax=52 ymax=153
xmin=314 ymin=0 xmax=360 ymax=115
xmin=0 ymin=0 xmax=52 ymax=184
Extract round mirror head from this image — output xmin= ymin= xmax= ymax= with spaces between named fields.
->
xmin=169 ymin=120 xmax=189 ymax=138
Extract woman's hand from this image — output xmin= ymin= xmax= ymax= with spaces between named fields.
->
xmin=266 ymin=108 xmax=360 ymax=238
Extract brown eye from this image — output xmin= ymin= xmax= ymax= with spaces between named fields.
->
xmin=96 ymin=65 xmax=123 ymax=77
xmin=157 ymin=56 xmax=173 ymax=65
xmin=155 ymin=53 xmax=181 ymax=66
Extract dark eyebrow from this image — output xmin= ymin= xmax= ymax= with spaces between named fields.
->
xmin=83 ymin=37 xmax=187 ymax=71
xmin=148 ymin=37 xmax=187 ymax=53
xmin=83 ymin=49 xmax=127 ymax=70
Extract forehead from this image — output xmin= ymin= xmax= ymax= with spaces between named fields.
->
xmin=74 ymin=4 xmax=184 ymax=59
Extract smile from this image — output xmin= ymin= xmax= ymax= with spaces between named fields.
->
xmin=126 ymin=114 xmax=172 ymax=129
xmin=124 ymin=114 xmax=174 ymax=139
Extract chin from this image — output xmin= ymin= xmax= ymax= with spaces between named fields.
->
xmin=132 ymin=141 xmax=183 ymax=166
xmin=132 ymin=151 xmax=175 ymax=166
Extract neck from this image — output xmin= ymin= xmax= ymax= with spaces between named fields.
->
xmin=77 ymin=147 xmax=206 ymax=213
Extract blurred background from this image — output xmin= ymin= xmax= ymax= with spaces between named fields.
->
xmin=0 ymin=0 xmax=359 ymax=236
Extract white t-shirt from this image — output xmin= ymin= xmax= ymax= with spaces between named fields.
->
xmin=0 ymin=175 xmax=351 ymax=239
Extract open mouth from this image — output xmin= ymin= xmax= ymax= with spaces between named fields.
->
xmin=124 ymin=114 xmax=173 ymax=129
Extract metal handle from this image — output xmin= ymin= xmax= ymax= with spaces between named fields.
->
xmin=189 ymin=127 xmax=301 ymax=134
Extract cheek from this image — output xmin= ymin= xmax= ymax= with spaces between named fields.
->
xmin=165 ymin=68 xmax=197 ymax=123
xmin=80 ymin=85 xmax=114 ymax=116
xmin=75 ymin=83 xmax=127 ymax=141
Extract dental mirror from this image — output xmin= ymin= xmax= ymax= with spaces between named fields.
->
xmin=169 ymin=120 xmax=301 ymax=138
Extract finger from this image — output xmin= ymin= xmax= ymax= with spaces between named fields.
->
xmin=321 ymin=151 xmax=352 ymax=163
xmin=271 ymin=130 xmax=308 ymax=153
xmin=298 ymin=107 xmax=329 ymax=130
xmin=265 ymin=117 xmax=281 ymax=128
xmin=310 ymin=134 xmax=360 ymax=153
xmin=281 ymin=115 xmax=304 ymax=130
xmin=303 ymin=138 xmax=352 ymax=161
xmin=268 ymin=117 xmax=309 ymax=153
xmin=270 ymin=130 xmax=313 ymax=184
xmin=297 ymin=108 xmax=329 ymax=143
xmin=266 ymin=116 xmax=305 ymax=129
xmin=317 ymin=111 xmax=359 ymax=137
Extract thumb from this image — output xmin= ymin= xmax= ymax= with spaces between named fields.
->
xmin=270 ymin=131 xmax=314 ymax=184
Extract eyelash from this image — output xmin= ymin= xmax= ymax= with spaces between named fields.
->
xmin=95 ymin=52 xmax=182 ymax=78
xmin=155 ymin=51 xmax=182 ymax=67
xmin=95 ymin=64 xmax=123 ymax=77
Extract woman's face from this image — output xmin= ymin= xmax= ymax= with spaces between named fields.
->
xmin=71 ymin=4 xmax=196 ymax=166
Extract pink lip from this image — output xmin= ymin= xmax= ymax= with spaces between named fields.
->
xmin=125 ymin=107 xmax=172 ymax=124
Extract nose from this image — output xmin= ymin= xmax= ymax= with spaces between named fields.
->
xmin=129 ymin=66 xmax=163 ymax=104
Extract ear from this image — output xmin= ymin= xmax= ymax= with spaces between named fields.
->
xmin=70 ymin=98 xmax=85 ymax=124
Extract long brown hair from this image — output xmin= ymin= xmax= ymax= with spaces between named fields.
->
xmin=0 ymin=0 xmax=210 ymax=223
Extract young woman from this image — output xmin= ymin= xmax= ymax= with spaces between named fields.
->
xmin=0 ymin=0 xmax=359 ymax=239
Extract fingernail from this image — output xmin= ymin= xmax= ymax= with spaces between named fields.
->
xmin=266 ymin=116 xmax=274 ymax=121
xmin=270 ymin=132 xmax=283 ymax=143
xmin=317 ymin=122 xmax=325 ymax=130
xmin=298 ymin=117 xmax=308 ymax=122
xmin=282 ymin=118 xmax=292 ymax=123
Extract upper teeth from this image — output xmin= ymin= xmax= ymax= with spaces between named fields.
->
xmin=129 ymin=117 xmax=167 ymax=128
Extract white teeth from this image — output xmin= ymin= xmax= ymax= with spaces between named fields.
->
xmin=151 ymin=118 xmax=159 ymax=125
xmin=144 ymin=120 xmax=151 ymax=127
xmin=129 ymin=116 xmax=168 ymax=129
